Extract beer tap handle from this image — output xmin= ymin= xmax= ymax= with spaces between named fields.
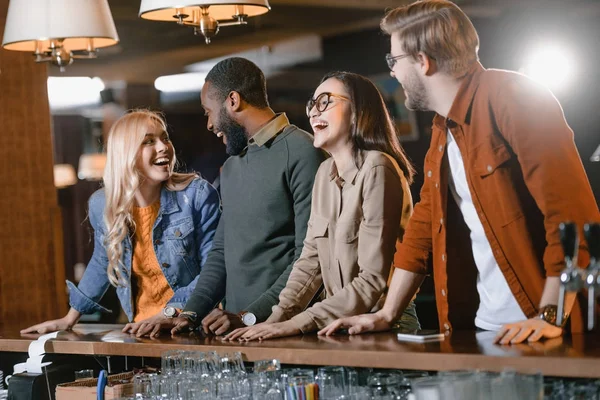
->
xmin=583 ymin=223 xmax=600 ymax=266
xmin=584 ymin=223 xmax=600 ymax=330
xmin=559 ymin=221 xmax=579 ymax=268
xmin=557 ymin=222 xmax=579 ymax=326
xmin=557 ymin=285 xmax=567 ymax=327
xmin=588 ymin=284 xmax=596 ymax=331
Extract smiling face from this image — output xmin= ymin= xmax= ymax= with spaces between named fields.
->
xmin=308 ymin=78 xmax=353 ymax=154
xmin=390 ymin=33 xmax=430 ymax=111
xmin=135 ymin=122 xmax=174 ymax=186
xmin=201 ymin=81 xmax=248 ymax=156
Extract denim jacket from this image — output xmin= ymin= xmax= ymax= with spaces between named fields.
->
xmin=67 ymin=177 xmax=221 ymax=322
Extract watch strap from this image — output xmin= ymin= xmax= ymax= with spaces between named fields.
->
xmin=179 ymin=311 xmax=198 ymax=325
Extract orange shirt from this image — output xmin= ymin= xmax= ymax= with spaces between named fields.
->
xmin=395 ymin=62 xmax=600 ymax=333
xmin=131 ymin=201 xmax=174 ymax=322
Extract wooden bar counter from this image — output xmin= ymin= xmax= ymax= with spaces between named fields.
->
xmin=1 ymin=324 xmax=600 ymax=378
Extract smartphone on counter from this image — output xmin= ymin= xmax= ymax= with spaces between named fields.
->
xmin=396 ymin=329 xmax=445 ymax=343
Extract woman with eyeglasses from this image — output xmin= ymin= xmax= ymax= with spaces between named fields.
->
xmin=225 ymin=71 xmax=420 ymax=341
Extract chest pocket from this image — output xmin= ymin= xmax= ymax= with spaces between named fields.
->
xmin=474 ymin=142 xmax=511 ymax=177
xmin=166 ymin=217 xmax=195 ymax=256
xmin=472 ymin=142 xmax=523 ymax=226
xmin=337 ymin=220 xmax=360 ymax=243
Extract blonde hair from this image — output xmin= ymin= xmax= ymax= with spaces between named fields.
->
xmin=102 ymin=109 xmax=196 ymax=287
xmin=381 ymin=0 xmax=479 ymax=78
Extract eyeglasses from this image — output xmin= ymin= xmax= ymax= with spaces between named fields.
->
xmin=306 ymin=92 xmax=350 ymax=116
xmin=385 ymin=53 xmax=410 ymax=70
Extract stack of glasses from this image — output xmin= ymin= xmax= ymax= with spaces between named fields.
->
xmin=127 ymin=352 xmax=600 ymax=399
xmin=410 ymin=370 xmax=600 ymax=400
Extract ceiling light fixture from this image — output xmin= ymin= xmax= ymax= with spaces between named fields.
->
xmin=1 ymin=0 xmax=119 ymax=71
xmin=139 ymin=0 xmax=270 ymax=44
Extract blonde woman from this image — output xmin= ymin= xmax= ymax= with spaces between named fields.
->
xmin=22 ymin=110 xmax=221 ymax=335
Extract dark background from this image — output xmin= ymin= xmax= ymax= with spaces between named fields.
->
xmin=52 ymin=3 xmax=600 ymax=328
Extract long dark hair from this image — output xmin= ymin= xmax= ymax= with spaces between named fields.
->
xmin=318 ymin=71 xmax=415 ymax=184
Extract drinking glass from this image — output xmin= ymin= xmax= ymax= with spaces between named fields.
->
xmin=368 ymin=371 xmax=405 ymax=399
xmin=566 ymin=382 xmax=600 ymax=400
xmin=317 ymin=366 xmax=346 ymax=399
xmin=410 ymin=377 xmax=449 ymax=400
xmin=133 ymin=373 xmax=152 ymax=399
xmin=161 ymin=350 xmax=183 ymax=376
xmin=254 ymin=359 xmax=281 ymax=373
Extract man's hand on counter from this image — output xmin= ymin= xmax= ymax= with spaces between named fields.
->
xmin=123 ymin=313 xmax=176 ymax=338
xmin=200 ymin=309 xmax=245 ymax=336
xmin=494 ymin=318 xmax=563 ymax=345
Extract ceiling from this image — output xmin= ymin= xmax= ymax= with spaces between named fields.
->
xmin=51 ymin=0 xmax=600 ymax=84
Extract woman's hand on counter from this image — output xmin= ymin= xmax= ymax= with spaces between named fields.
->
xmin=318 ymin=312 xmax=392 ymax=336
xmin=21 ymin=308 xmax=80 ymax=334
xmin=223 ymin=321 xmax=301 ymax=341
xmin=122 ymin=313 xmax=174 ymax=338
xmin=21 ymin=317 xmax=74 ymax=334
xmin=493 ymin=318 xmax=563 ymax=345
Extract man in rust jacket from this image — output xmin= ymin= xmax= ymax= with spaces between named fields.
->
xmin=320 ymin=0 xmax=599 ymax=344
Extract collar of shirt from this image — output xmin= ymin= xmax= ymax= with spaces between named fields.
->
xmin=329 ymin=158 xmax=359 ymax=188
xmin=433 ymin=61 xmax=485 ymax=130
xmin=248 ymin=113 xmax=290 ymax=147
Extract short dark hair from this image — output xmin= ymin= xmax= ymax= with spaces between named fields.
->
xmin=319 ymin=71 xmax=415 ymax=184
xmin=205 ymin=57 xmax=270 ymax=109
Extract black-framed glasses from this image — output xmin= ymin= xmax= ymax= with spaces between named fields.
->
xmin=385 ymin=53 xmax=410 ymax=70
xmin=306 ymin=92 xmax=350 ymax=116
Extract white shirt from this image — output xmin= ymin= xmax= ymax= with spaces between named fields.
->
xmin=446 ymin=130 xmax=526 ymax=331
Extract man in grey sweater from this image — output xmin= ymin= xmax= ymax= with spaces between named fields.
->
xmin=133 ymin=58 xmax=325 ymax=337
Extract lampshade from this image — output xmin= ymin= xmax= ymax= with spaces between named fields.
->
xmin=139 ymin=0 xmax=270 ymax=22
xmin=2 ymin=0 xmax=119 ymax=52
xmin=53 ymin=164 xmax=77 ymax=188
xmin=78 ymin=153 xmax=107 ymax=181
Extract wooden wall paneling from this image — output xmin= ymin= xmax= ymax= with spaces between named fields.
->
xmin=0 ymin=0 xmax=67 ymax=328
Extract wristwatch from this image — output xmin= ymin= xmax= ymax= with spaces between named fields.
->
xmin=179 ymin=311 xmax=198 ymax=325
xmin=163 ymin=306 xmax=181 ymax=318
xmin=537 ymin=305 xmax=568 ymax=328
xmin=239 ymin=311 xmax=257 ymax=326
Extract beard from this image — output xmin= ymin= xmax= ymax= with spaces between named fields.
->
xmin=403 ymin=68 xmax=430 ymax=112
xmin=218 ymin=108 xmax=248 ymax=156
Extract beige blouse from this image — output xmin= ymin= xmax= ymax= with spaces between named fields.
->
xmin=267 ymin=150 xmax=413 ymax=332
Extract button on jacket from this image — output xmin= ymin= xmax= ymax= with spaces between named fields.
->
xmin=67 ymin=177 xmax=221 ymax=322
xmin=268 ymin=150 xmax=415 ymax=332
xmin=395 ymin=62 xmax=600 ymax=333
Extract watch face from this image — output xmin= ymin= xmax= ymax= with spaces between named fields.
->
xmin=242 ymin=312 xmax=257 ymax=326
xmin=544 ymin=308 xmax=557 ymax=320
xmin=539 ymin=305 xmax=559 ymax=325
xmin=164 ymin=306 xmax=176 ymax=318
